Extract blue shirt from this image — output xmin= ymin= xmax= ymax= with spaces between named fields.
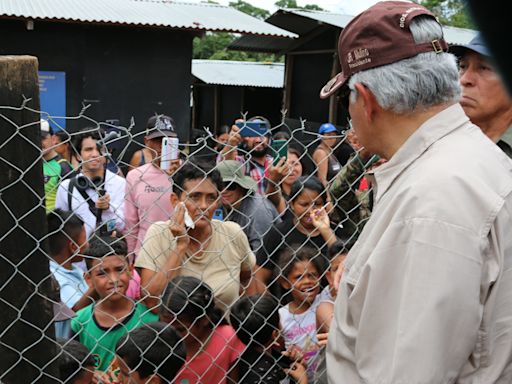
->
xmin=50 ymin=260 xmax=88 ymax=339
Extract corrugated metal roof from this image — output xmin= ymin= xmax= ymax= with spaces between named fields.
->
xmin=230 ymin=8 xmax=476 ymax=51
xmin=443 ymin=25 xmax=477 ymax=45
xmin=192 ymin=60 xmax=284 ymax=88
xmin=281 ymin=8 xmax=354 ymax=29
xmin=0 ymin=0 xmax=298 ymax=37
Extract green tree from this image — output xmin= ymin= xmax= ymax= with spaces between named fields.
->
xmin=275 ymin=0 xmax=324 ymax=11
xmin=193 ymin=1 xmax=283 ymax=61
xmin=303 ymin=4 xmax=325 ymax=11
xmin=275 ymin=0 xmax=298 ymax=7
xmin=420 ymin=0 xmax=475 ymax=28
xmin=228 ymin=0 xmax=270 ymax=19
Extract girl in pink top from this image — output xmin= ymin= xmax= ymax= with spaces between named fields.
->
xmin=160 ymin=276 xmax=245 ymax=384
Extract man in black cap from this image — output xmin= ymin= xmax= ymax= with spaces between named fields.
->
xmin=125 ymin=114 xmax=180 ymax=260
xmin=451 ymin=34 xmax=512 ymax=157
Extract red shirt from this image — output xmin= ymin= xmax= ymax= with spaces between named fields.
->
xmin=174 ymin=325 xmax=245 ymax=384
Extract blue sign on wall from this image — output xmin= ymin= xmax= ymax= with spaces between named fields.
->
xmin=38 ymin=71 xmax=66 ymax=130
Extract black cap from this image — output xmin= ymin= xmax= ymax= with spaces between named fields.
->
xmin=145 ymin=114 xmax=177 ymax=140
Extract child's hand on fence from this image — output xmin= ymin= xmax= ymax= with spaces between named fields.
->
xmin=268 ymin=156 xmax=288 ymax=184
xmin=169 ymin=202 xmax=190 ymax=249
xmin=283 ymin=345 xmax=305 ymax=365
xmin=285 ymin=361 xmax=308 ymax=384
xmin=317 ymin=332 xmax=329 ymax=347
xmin=283 ymin=348 xmax=308 ymax=384
xmin=92 ymin=370 xmax=110 ymax=384
xmin=95 ymin=192 xmax=110 ymax=210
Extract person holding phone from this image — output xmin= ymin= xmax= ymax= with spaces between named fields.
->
xmin=125 ymin=115 xmax=181 ymax=260
xmin=220 ymin=116 xmax=273 ymax=195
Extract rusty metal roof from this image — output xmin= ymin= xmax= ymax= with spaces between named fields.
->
xmin=0 ymin=0 xmax=298 ymax=37
xmin=192 ymin=60 xmax=284 ymax=88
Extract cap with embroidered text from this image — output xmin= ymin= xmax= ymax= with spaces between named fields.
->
xmin=320 ymin=1 xmax=448 ymax=99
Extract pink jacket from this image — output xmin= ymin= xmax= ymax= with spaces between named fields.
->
xmin=124 ymin=163 xmax=174 ymax=258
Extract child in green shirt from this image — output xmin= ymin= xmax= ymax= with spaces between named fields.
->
xmin=71 ymin=235 xmax=158 ymax=374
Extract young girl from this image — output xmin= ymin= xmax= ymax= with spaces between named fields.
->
xmin=278 ymin=246 xmax=324 ymax=383
xmin=256 ymin=175 xmax=342 ymax=297
xmin=160 ymin=276 xmax=245 ymax=384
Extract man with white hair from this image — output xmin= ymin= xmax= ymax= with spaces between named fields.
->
xmin=320 ymin=1 xmax=512 ymax=382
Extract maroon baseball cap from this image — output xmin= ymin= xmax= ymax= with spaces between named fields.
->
xmin=320 ymin=1 xmax=448 ymax=99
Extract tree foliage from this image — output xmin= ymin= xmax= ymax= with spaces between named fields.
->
xmin=275 ymin=0 xmax=324 ymax=11
xmin=229 ymin=0 xmax=270 ymax=19
xmin=193 ymin=0 xmax=324 ymax=61
xmin=420 ymin=0 xmax=475 ymax=28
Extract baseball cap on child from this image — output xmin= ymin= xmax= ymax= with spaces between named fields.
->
xmin=320 ymin=1 xmax=448 ymax=99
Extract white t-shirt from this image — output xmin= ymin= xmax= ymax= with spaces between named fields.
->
xmin=55 ymin=169 xmax=125 ymax=239
xmin=279 ymin=296 xmax=321 ymax=382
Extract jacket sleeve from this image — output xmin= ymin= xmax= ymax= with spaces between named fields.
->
xmin=336 ymin=218 xmax=484 ymax=383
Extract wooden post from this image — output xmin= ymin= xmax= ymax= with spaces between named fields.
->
xmin=213 ymin=84 xmax=220 ymax=132
xmin=0 ymin=56 xmax=59 ymax=383
xmin=329 ymin=30 xmax=341 ymax=124
xmin=283 ymin=54 xmax=294 ymax=118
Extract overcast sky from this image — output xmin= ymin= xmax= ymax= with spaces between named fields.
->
xmin=192 ymin=0 xmax=381 ymax=16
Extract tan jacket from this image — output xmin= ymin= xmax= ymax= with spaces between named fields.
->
xmin=327 ymin=104 xmax=512 ymax=383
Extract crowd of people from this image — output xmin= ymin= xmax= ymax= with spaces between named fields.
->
xmin=39 ymin=1 xmax=512 ymax=383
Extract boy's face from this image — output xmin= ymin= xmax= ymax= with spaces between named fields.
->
xmin=86 ymin=255 xmax=131 ymax=300
xmin=117 ymin=356 xmax=161 ymax=384
xmin=326 ymin=253 xmax=346 ymax=292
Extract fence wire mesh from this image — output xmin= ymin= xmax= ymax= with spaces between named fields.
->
xmin=0 ymin=101 xmax=378 ymax=384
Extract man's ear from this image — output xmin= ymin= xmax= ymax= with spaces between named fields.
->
xmin=170 ymin=192 xmax=180 ymax=206
xmin=354 ymin=82 xmax=380 ymax=122
xmin=67 ymin=239 xmax=78 ymax=257
xmin=85 ymin=271 xmax=93 ymax=288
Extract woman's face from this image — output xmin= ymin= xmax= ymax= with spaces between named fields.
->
xmin=322 ymin=132 xmax=338 ymax=148
xmin=290 ymin=188 xmax=325 ymax=229
xmin=283 ymin=152 xmax=303 ymax=186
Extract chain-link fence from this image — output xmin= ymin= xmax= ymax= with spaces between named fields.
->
xmin=0 ymin=92 xmax=377 ymax=383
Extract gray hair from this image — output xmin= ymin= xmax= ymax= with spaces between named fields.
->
xmin=348 ymin=16 xmax=461 ymax=113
